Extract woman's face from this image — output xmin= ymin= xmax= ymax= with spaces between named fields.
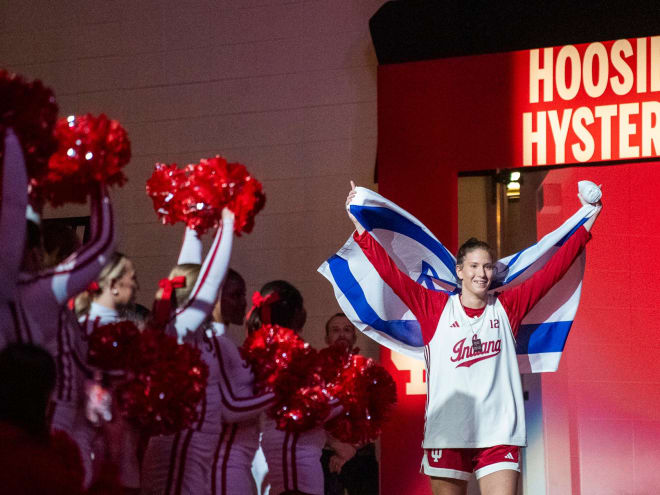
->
xmin=113 ymin=260 xmax=138 ymax=307
xmin=219 ymin=275 xmax=247 ymax=325
xmin=456 ymin=248 xmax=493 ymax=299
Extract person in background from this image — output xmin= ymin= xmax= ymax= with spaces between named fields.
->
xmin=321 ymin=313 xmax=379 ymax=495
xmin=212 ymin=268 xmax=247 ymax=328
xmin=0 ymin=342 xmax=122 ymax=494
xmin=41 ymin=222 xmax=81 ymax=269
xmin=0 ymin=127 xmax=118 ymax=490
xmin=249 ymin=280 xmax=334 ymax=495
xmin=75 ymin=251 xmax=140 ymax=492
xmin=75 ymin=252 xmax=139 ymax=325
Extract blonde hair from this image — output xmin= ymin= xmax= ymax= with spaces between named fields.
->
xmin=155 ymin=264 xmax=201 ymax=310
xmin=74 ymin=252 xmax=132 ymax=316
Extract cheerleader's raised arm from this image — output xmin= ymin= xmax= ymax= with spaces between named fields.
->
xmin=176 ymin=226 xmax=203 ymax=265
xmin=0 ymin=129 xmax=27 ymax=303
xmin=15 ymin=181 xmax=114 ymax=347
xmin=171 ymin=213 xmax=273 ymax=417
xmin=20 ymin=181 xmax=115 ymax=306
xmin=171 ymin=208 xmax=234 ymax=342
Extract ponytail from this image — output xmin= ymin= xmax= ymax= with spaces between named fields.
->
xmin=246 ymin=280 xmax=303 ymax=333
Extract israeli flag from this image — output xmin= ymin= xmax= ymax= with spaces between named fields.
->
xmin=318 ymin=187 xmax=599 ymax=373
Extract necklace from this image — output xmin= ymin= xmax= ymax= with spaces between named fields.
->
xmin=458 ymin=296 xmax=485 ymax=352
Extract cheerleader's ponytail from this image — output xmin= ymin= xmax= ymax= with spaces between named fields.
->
xmin=246 ymin=280 xmax=304 ymax=333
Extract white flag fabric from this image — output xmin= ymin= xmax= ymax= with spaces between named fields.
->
xmin=318 ymin=187 xmax=599 ymax=373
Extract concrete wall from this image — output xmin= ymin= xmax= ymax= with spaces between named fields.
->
xmin=0 ymin=0 xmax=383 ymax=353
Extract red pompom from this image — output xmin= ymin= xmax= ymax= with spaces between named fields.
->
xmin=87 ymin=324 xmax=208 ymax=436
xmin=242 ymin=326 xmax=337 ymax=432
xmin=37 ymin=113 xmax=131 ymax=206
xmin=318 ymin=344 xmax=352 ymax=382
xmin=0 ymin=70 xmax=58 ymax=207
xmin=273 ymin=383 xmax=332 ymax=433
xmin=324 ymin=354 xmax=397 ymax=444
xmin=144 ymin=163 xmax=185 ymax=226
xmin=241 ymin=324 xmax=306 ymax=394
xmin=87 ymin=321 xmax=140 ymax=371
xmin=269 ymin=346 xmax=333 ymax=432
xmin=114 ymin=327 xmax=208 ymax=436
xmin=145 ymin=156 xmax=265 ymax=236
xmin=224 ymin=165 xmax=265 ymax=235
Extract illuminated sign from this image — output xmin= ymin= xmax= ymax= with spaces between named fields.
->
xmin=390 ymin=350 xmax=426 ymax=395
xmin=519 ymin=36 xmax=660 ymax=166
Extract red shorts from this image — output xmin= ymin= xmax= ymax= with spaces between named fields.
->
xmin=421 ymin=445 xmax=520 ymax=480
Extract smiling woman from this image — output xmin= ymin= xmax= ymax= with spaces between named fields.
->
xmin=455 ymin=238 xmax=494 ymax=312
xmin=343 ymin=181 xmax=601 ymax=495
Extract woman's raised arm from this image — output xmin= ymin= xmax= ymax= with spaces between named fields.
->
xmin=172 ymin=210 xmax=234 ymax=342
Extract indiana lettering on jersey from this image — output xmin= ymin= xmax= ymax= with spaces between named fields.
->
xmin=451 ymin=337 xmax=501 ymax=368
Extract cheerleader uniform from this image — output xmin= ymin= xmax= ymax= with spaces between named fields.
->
xmin=80 ymin=300 xmax=144 ymax=490
xmin=9 ymin=164 xmax=115 ymax=488
xmin=142 ymin=223 xmax=274 ymax=495
xmin=260 ymin=420 xmax=327 ymax=495
xmin=0 ymin=129 xmax=28 ymax=350
xmin=354 ymin=226 xmax=590 ymax=479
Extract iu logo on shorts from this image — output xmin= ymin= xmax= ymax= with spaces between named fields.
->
xmin=430 ymin=449 xmax=442 ymax=463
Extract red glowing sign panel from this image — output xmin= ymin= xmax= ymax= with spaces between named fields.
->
xmin=513 ymin=37 xmax=660 ymax=166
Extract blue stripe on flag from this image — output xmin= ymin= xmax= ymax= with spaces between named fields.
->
xmin=350 ymin=205 xmax=457 ymax=279
xmin=555 ymin=217 xmax=588 ymax=246
xmin=327 ymin=254 xmax=424 ymax=347
xmin=497 ymin=247 xmax=531 ymax=286
xmin=516 ymin=320 xmax=573 ymax=354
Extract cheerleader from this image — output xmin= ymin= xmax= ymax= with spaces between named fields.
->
xmin=15 ymin=181 xmax=115 ymax=348
xmin=75 ymin=251 xmax=139 ymax=490
xmin=142 ymin=209 xmax=274 ymax=495
xmin=1 ymin=128 xmax=116 ymax=488
xmin=247 ymin=280 xmax=329 ymax=495
xmin=206 ymin=268 xmax=271 ymax=495
xmin=0 ymin=129 xmax=28 ymax=349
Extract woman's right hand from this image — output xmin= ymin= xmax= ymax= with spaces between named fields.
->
xmin=346 ymin=181 xmax=365 ymax=235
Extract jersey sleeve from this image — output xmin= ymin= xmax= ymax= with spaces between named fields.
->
xmin=176 ymin=227 xmax=203 ymax=265
xmin=354 ymin=231 xmax=448 ymax=345
xmin=172 ymin=219 xmax=234 ymax=341
xmin=0 ymin=129 xmax=28 ymax=302
xmin=498 ymin=226 xmax=590 ymax=336
xmin=214 ymin=336 xmax=274 ymax=423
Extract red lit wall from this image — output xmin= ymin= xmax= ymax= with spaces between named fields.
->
xmin=376 ymin=38 xmax=660 ymax=494
xmin=539 ymin=163 xmax=660 ymax=494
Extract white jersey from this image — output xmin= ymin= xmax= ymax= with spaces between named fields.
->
xmin=423 ymin=294 xmax=525 ymax=448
